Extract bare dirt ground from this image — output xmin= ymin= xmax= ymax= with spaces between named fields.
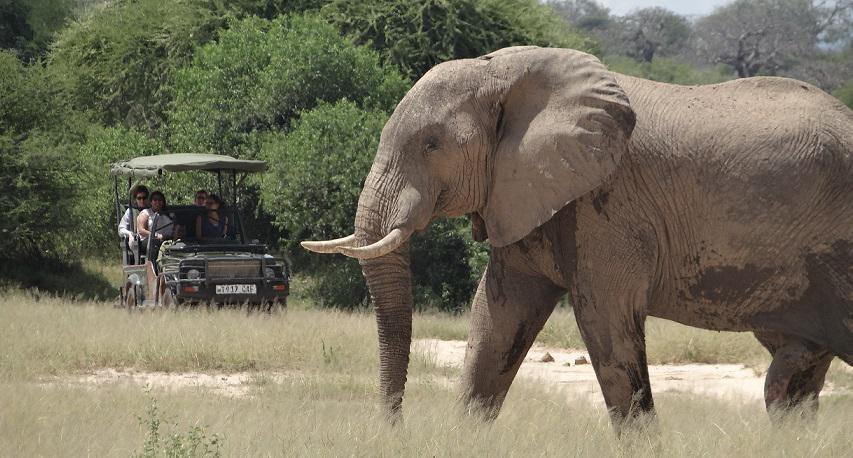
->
xmin=48 ymin=339 xmax=848 ymax=401
xmin=415 ymin=339 xmax=768 ymax=403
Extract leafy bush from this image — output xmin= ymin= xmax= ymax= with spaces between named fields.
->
xmin=260 ymin=100 xmax=387 ymax=259
xmin=259 ymin=100 xmax=384 ymax=307
xmin=603 ymin=55 xmax=734 ymax=85
xmin=411 ymin=219 xmax=489 ymax=312
xmin=136 ymin=392 xmax=223 ymax=458
xmin=834 ymin=79 xmax=853 ymax=109
xmin=0 ymin=51 xmax=84 ymax=263
xmin=322 ymin=0 xmax=597 ymax=80
xmin=167 ymin=14 xmax=409 ymax=157
xmin=48 ymin=0 xmax=223 ymax=131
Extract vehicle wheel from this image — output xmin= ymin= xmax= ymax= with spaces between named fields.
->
xmin=123 ymin=283 xmax=139 ymax=310
xmin=156 ymin=275 xmax=177 ymax=309
xmin=265 ymin=299 xmax=285 ymax=314
xmin=160 ymin=287 xmax=176 ymax=309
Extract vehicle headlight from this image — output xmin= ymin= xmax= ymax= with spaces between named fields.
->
xmin=264 ymin=267 xmax=276 ymax=279
xmin=187 ymin=269 xmax=201 ymax=280
xmin=128 ymin=273 xmax=142 ymax=286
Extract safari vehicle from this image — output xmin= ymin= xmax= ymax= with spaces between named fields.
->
xmin=111 ymin=154 xmax=289 ymax=311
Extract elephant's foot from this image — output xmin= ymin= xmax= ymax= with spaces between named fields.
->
xmin=758 ymin=333 xmax=832 ymax=422
xmin=458 ymin=391 xmax=506 ymax=422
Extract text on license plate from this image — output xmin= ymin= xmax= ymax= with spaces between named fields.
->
xmin=215 ymin=284 xmax=257 ymax=295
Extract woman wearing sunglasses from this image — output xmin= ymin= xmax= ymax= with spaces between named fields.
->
xmin=137 ymin=190 xmax=174 ymax=245
xmin=118 ymin=184 xmax=149 ymax=241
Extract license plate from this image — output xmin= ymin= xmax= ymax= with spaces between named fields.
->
xmin=215 ymin=284 xmax=256 ymax=295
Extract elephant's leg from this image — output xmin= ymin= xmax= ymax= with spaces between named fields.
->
xmin=459 ymin=261 xmax=565 ymax=419
xmin=572 ymin=283 xmax=654 ymax=428
xmin=755 ymin=332 xmax=833 ymax=419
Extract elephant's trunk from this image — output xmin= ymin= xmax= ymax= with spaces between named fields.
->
xmin=351 ymin=154 xmax=431 ymax=421
xmin=302 ymin=147 xmax=430 ymax=420
xmin=359 ymin=245 xmax=412 ymax=420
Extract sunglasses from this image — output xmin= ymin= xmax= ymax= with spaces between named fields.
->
xmin=135 ymin=195 xmax=148 ymax=200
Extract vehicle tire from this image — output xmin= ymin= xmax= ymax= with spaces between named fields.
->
xmin=124 ymin=283 xmax=139 ymax=310
xmin=160 ymin=287 xmax=176 ymax=309
xmin=156 ymin=275 xmax=177 ymax=309
xmin=265 ymin=299 xmax=285 ymax=314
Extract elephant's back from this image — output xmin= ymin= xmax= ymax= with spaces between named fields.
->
xmin=602 ymin=74 xmax=853 ymax=347
xmin=614 ymin=73 xmax=853 ymax=218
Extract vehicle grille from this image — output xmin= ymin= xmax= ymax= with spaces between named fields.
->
xmin=207 ymin=260 xmax=261 ymax=279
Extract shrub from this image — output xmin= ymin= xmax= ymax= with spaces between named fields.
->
xmin=603 ymin=55 xmax=734 ymax=85
xmin=48 ymin=0 xmax=223 ymax=131
xmin=833 ymin=80 xmax=853 ymax=109
xmin=0 ymin=51 xmax=84 ymax=263
xmin=167 ymin=14 xmax=409 ymax=157
xmin=259 ymin=100 xmax=385 ymax=307
xmin=322 ymin=0 xmax=596 ymax=81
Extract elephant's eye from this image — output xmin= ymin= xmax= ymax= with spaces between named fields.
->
xmin=424 ymin=137 xmax=439 ymax=154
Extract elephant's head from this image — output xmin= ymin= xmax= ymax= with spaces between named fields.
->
xmin=302 ymin=46 xmax=635 ymax=418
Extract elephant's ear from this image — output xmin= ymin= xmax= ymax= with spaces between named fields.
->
xmin=479 ymin=47 xmax=635 ymax=247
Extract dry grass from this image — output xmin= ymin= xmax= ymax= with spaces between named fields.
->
xmin=1 ymin=291 xmax=851 ymax=456
xmin=2 ymin=377 xmax=851 ymax=456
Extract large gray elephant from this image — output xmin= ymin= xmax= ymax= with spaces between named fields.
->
xmin=302 ymin=46 xmax=853 ymax=426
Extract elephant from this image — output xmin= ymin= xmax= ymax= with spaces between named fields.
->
xmin=302 ymin=46 xmax=853 ymax=428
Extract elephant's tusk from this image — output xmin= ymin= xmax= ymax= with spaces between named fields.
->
xmin=300 ymin=234 xmax=357 ymax=253
xmin=335 ymin=228 xmax=411 ymax=260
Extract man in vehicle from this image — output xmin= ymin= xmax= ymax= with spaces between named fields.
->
xmin=194 ymin=189 xmax=208 ymax=207
xmin=118 ymin=185 xmax=149 ymax=264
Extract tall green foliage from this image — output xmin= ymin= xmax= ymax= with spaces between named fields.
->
xmin=322 ymin=0 xmax=596 ymax=80
xmin=0 ymin=51 xmax=83 ymax=262
xmin=260 ymin=100 xmax=384 ymax=308
xmin=48 ymin=0 xmax=223 ymax=131
xmin=603 ymin=55 xmax=734 ymax=85
xmin=833 ymin=80 xmax=853 ymax=109
xmin=168 ymin=14 xmax=408 ymax=157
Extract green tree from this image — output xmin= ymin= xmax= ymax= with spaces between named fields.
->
xmin=0 ymin=51 xmax=84 ymax=262
xmin=322 ymin=0 xmax=596 ymax=80
xmin=603 ymin=55 xmax=733 ymax=85
xmin=613 ymin=7 xmax=691 ymax=62
xmin=48 ymin=0 xmax=223 ymax=131
xmin=0 ymin=0 xmax=34 ymax=54
xmin=260 ymin=100 xmax=385 ymax=308
xmin=834 ymin=79 xmax=853 ymax=108
xmin=167 ymin=14 xmax=408 ymax=157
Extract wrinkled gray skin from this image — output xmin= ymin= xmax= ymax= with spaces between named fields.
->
xmin=303 ymin=46 xmax=853 ymax=428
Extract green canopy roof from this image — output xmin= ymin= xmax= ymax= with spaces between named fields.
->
xmin=110 ymin=154 xmax=267 ymax=177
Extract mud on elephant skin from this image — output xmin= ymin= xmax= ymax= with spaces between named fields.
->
xmin=302 ymin=46 xmax=853 ymax=428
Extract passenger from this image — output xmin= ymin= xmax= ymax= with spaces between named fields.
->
xmin=194 ymin=189 xmax=208 ymax=207
xmin=137 ymin=191 xmax=174 ymax=245
xmin=195 ymin=193 xmax=228 ymax=240
xmin=118 ymin=184 xmax=149 ymax=241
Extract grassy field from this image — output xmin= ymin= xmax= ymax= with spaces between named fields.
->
xmin=1 ymin=290 xmax=851 ymax=456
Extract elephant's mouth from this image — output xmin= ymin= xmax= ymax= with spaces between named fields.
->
xmin=301 ymin=227 xmax=413 ymax=260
